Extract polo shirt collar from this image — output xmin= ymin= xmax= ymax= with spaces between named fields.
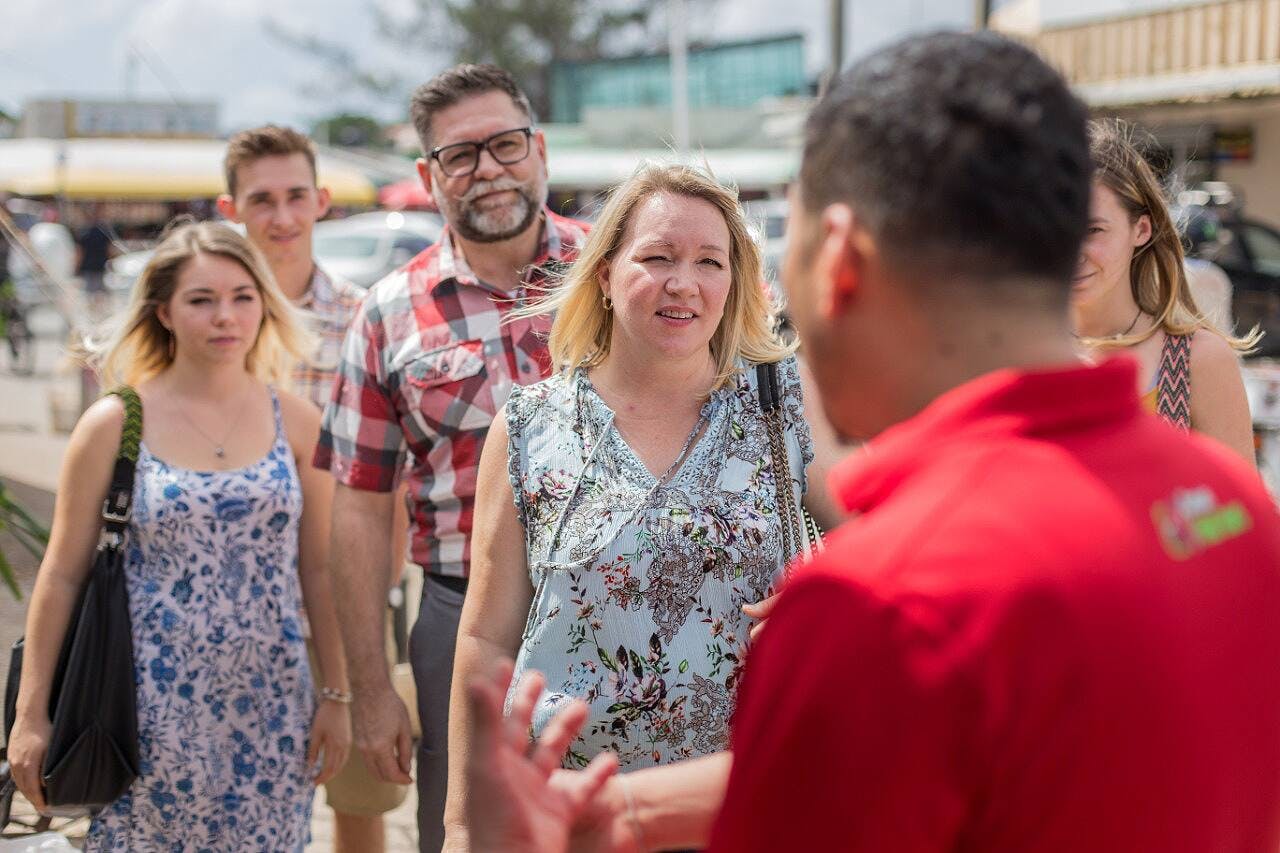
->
xmin=830 ymin=357 xmax=1141 ymax=514
xmin=437 ymin=207 xmax=563 ymax=290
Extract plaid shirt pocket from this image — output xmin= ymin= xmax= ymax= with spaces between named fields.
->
xmin=402 ymin=338 xmax=499 ymax=433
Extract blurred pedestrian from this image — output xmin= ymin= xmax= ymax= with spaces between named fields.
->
xmin=8 ymin=221 xmax=351 ymax=850
xmin=314 ymin=63 xmax=590 ymax=852
xmin=76 ymin=205 xmax=114 ymax=311
xmin=1072 ymin=118 xmax=1259 ymax=461
xmin=445 ymin=163 xmax=811 ymax=849
xmin=216 ymin=124 xmax=410 ymax=853
xmin=461 ymin=31 xmax=1280 ymax=853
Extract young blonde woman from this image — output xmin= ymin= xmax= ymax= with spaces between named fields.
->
xmin=1073 ymin=119 xmax=1258 ymax=462
xmin=7 ymin=221 xmax=351 ymax=851
xmin=444 ymin=163 xmax=813 ymax=850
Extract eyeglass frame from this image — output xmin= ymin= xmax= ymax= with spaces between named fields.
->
xmin=428 ymin=126 xmax=535 ymax=178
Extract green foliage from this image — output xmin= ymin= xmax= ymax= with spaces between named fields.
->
xmin=0 ymin=479 xmax=49 ymax=600
xmin=313 ymin=113 xmax=391 ymax=149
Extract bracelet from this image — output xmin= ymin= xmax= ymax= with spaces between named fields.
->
xmin=319 ymin=687 xmax=352 ymax=704
xmin=619 ymin=776 xmax=647 ymax=852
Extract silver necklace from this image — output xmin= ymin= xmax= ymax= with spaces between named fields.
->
xmin=1076 ymin=308 xmax=1143 ymax=341
xmin=650 ymin=410 xmax=707 ymax=487
xmin=176 ymin=386 xmax=256 ymax=459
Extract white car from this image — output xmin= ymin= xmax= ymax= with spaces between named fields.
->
xmin=106 ymin=210 xmax=444 ymax=293
xmin=312 ymin=211 xmax=443 ymax=289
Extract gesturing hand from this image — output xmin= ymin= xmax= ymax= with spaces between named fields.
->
xmin=467 ymin=659 xmax=619 ymax=853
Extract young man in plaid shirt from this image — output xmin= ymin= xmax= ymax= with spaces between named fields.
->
xmin=314 ymin=65 xmax=589 ymax=851
xmin=217 ymin=125 xmax=410 ymax=853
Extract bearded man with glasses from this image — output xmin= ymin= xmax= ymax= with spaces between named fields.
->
xmin=314 ymin=64 xmax=590 ymax=852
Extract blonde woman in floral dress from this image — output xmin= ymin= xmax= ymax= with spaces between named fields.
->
xmin=443 ymin=164 xmax=812 ymax=850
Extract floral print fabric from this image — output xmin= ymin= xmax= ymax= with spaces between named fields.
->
xmin=86 ymin=391 xmax=314 ymax=852
xmin=505 ymin=357 xmax=812 ymax=770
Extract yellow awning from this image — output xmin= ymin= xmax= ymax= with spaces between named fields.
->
xmin=0 ymin=137 xmax=377 ymax=205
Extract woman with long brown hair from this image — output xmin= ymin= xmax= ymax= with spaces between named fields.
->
xmin=8 ymin=221 xmax=350 ymax=850
xmin=1073 ymin=119 xmax=1259 ymax=461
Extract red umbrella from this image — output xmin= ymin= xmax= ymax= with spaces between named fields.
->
xmin=378 ymin=179 xmax=436 ymax=211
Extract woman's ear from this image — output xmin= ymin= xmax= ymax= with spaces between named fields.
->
xmin=1133 ymin=213 xmax=1153 ymax=249
xmin=155 ymin=301 xmax=171 ymax=330
xmin=597 ymin=259 xmax=612 ymax=302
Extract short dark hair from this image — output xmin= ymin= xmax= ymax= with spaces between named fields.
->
xmin=223 ymin=125 xmax=317 ymax=198
xmin=410 ymin=64 xmax=534 ymax=153
xmin=799 ymin=31 xmax=1091 ymax=288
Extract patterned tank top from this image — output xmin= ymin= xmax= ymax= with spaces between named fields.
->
xmin=1141 ymin=333 xmax=1191 ymax=429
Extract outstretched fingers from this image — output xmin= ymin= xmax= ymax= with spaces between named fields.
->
xmin=468 ymin=658 xmax=516 ymax=765
xmin=530 ymin=698 xmax=591 ymax=776
xmin=507 ymin=669 xmax=546 ymax=753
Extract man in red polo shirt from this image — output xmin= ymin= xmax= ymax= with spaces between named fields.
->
xmin=458 ymin=32 xmax=1280 ymax=853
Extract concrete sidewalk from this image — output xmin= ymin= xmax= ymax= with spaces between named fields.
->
xmin=3 ymin=783 xmax=420 ymax=850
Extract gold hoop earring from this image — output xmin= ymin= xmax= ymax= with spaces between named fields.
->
xmin=602 ymin=294 xmax=613 ymax=311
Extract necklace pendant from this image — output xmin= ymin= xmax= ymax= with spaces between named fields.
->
xmin=214 ymin=446 xmax=225 ymax=459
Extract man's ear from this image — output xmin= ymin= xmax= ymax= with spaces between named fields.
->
xmin=415 ymin=159 xmax=437 ymax=209
xmin=315 ymin=186 xmax=332 ymax=220
xmin=814 ymin=204 xmax=866 ymax=320
xmin=215 ymin=194 xmax=239 ymax=223
xmin=533 ymin=129 xmax=549 ymax=178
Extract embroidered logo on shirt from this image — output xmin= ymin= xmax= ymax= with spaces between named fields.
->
xmin=1151 ymin=485 xmax=1252 ymax=560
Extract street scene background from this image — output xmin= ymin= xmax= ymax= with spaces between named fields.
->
xmin=3 ymin=0 xmax=1280 ymax=847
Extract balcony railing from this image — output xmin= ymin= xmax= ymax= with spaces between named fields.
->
xmin=1033 ymin=0 xmax=1280 ymax=87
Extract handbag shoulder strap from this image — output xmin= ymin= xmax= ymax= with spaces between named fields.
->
xmin=755 ymin=361 xmax=824 ymax=560
xmin=755 ymin=362 xmax=782 ymax=414
xmin=101 ymin=386 xmax=142 ymax=540
xmin=756 ymin=361 xmax=802 ymax=560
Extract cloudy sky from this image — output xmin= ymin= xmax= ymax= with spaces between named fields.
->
xmin=1 ymin=0 xmax=972 ymax=132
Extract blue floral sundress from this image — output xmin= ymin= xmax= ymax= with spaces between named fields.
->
xmin=86 ymin=389 xmax=315 ymax=852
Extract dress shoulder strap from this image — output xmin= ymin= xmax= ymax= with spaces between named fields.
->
xmin=1155 ymin=333 xmax=1192 ymax=430
xmin=267 ymin=386 xmax=288 ymax=445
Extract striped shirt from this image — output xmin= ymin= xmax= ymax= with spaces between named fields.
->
xmin=314 ymin=210 xmax=590 ymax=577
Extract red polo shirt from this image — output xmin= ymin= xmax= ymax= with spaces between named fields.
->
xmin=711 ymin=358 xmax=1280 ymax=852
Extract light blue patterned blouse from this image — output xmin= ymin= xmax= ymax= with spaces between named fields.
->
xmin=504 ymin=356 xmax=813 ymax=769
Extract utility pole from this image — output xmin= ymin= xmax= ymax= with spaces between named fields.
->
xmin=124 ymin=48 xmax=139 ymax=99
xmin=823 ymin=0 xmax=846 ymax=95
xmin=668 ymin=0 xmax=691 ymax=154
xmin=975 ymin=0 xmax=993 ymax=28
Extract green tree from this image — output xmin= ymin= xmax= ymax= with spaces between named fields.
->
xmin=268 ymin=0 xmax=716 ymax=125
xmin=312 ymin=113 xmax=391 ymax=149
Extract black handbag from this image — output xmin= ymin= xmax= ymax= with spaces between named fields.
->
xmin=1 ymin=386 xmax=142 ymax=822
xmin=757 ymin=361 xmax=823 ymax=561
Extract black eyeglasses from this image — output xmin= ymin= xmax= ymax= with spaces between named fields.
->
xmin=429 ymin=127 xmax=534 ymax=178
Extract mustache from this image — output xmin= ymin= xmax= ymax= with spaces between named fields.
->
xmin=461 ymin=177 xmax=528 ymax=203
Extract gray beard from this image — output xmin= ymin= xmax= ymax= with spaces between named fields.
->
xmin=451 ymin=185 xmax=543 ymax=244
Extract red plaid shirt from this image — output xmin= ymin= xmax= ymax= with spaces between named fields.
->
xmin=315 ymin=210 xmax=589 ymax=577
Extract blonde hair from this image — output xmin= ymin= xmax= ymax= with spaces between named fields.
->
xmin=532 ymin=163 xmax=792 ymax=388
xmin=87 ymin=220 xmax=315 ymax=387
xmin=1087 ymin=118 xmax=1259 ymax=352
